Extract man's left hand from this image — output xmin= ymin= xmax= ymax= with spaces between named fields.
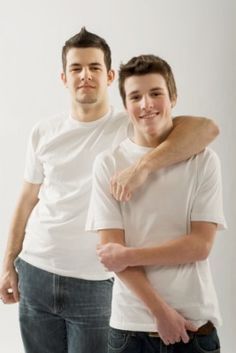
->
xmin=97 ymin=243 xmax=129 ymax=272
xmin=110 ymin=161 xmax=149 ymax=202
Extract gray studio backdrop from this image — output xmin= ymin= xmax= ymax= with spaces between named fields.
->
xmin=0 ymin=1 xmax=235 ymax=352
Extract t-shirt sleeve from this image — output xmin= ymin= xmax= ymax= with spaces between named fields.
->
xmin=86 ymin=153 xmax=124 ymax=232
xmin=24 ymin=124 xmax=44 ymax=184
xmin=191 ymin=149 xmax=227 ymax=230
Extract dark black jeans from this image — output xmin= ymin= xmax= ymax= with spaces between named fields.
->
xmin=108 ymin=327 xmax=220 ymax=353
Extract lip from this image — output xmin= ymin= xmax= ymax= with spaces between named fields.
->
xmin=78 ymin=84 xmax=95 ymax=89
xmin=139 ymin=112 xmax=160 ymax=119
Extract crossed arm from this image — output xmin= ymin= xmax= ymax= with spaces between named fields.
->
xmin=98 ymin=222 xmax=217 ymax=344
xmin=98 ymin=228 xmax=201 ymax=345
xmin=97 ymin=221 xmax=217 ymax=273
xmin=110 ymin=116 xmax=219 ymax=201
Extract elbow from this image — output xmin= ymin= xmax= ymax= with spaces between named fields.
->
xmin=197 ymin=243 xmax=212 ymax=261
xmin=206 ymin=118 xmax=220 ymax=140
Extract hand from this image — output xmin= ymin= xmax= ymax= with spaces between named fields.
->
xmin=97 ymin=243 xmax=129 ymax=272
xmin=0 ymin=267 xmax=20 ymax=304
xmin=155 ymin=304 xmax=197 ymax=345
xmin=110 ymin=161 xmax=149 ymax=202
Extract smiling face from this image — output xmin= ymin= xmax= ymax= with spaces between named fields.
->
xmin=124 ymin=73 xmax=176 ymax=147
xmin=61 ymin=47 xmax=114 ymax=109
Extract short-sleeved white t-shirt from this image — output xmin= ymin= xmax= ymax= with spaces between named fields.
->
xmin=20 ymin=107 xmax=130 ymax=280
xmin=86 ymin=138 xmax=226 ymax=330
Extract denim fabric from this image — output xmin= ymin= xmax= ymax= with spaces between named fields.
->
xmin=108 ymin=327 xmax=221 ymax=353
xmin=15 ymin=258 xmax=113 ymax=353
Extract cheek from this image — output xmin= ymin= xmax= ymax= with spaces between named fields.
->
xmin=127 ymin=104 xmax=139 ymax=118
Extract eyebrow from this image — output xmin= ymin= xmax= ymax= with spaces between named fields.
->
xmin=68 ymin=62 xmax=103 ymax=68
xmin=127 ymin=87 xmax=164 ymax=97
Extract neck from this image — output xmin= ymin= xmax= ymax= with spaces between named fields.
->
xmin=133 ymin=123 xmax=173 ymax=148
xmin=71 ymin=100 xmax=110 ymax=122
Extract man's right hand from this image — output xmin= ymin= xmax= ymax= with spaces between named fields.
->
xmin=0 ymin=266 xmax=20 ymax=304
xmin=155 ymin=303 xmax=197 ymax=345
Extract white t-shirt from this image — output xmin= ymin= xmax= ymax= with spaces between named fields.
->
xmin=86 ymin=138 xmax=226 ymax=330
xmin=20 ymin=107 xmax=130 ymax=280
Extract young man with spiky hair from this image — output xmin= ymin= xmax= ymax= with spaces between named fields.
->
xmin=0 ymin=28 xmax=219 ymax=353
xmin=86 ymin=55 xmax=225 ymax=352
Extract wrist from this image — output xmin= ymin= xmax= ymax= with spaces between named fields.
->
xmin=136 ymin=156 xmax=152 ymax=176
xmin=126 ymin=247 xmax=139 ymax=267
xmin=151 ymin=297 xmax=171 ymax=318
xmin=2 ymin=253 xmax=18 ymax=271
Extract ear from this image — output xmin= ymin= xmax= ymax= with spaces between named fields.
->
xmin=107 ymin=69 xmax=115 ymax=86
xmin=61 ymin=72 xmax=67 ymax=87
xmin=171 ymin=96 xmax=177 ymax=108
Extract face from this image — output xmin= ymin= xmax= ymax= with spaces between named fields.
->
xmin=124 ymin=73 xmax=176 ymax=146
xmin=61 ymin=47 xmax=114 ymax=107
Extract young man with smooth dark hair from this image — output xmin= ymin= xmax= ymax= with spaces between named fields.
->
xmin=87 ymin=54 xmax=225 ymax=353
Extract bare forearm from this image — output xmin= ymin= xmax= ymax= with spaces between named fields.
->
xmin=3 ymin=183 xmax=40 ymax=270
xmin=116 ymin=266 xmax=167 ymax=316
xmin=128 ymin=223 xmax=216 ymax=267
xmin=139 ymin=116 xmax=219 ymax=174
xmin=128 ymin=236 xmax=202 ymax=267
xmin=98 ymin=229 xmax=166 ymax=314
xmin=3 ymin=202 xmax=36 ymax=269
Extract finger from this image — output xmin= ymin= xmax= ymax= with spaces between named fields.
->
xmin=163 ymin=339 xmax=170 ymax=346
xmin=1 ymin=292 xmax=16 ymax=304
xmin=116 ymin=185 xmax=124 ymax=201
xmin=167 ymin=337 xmax=175 ymax=345
xmin=119 ymin=187 xmax=129 ymax=202
xmin=112 ymin=182 xmax=119 ymax=200
xmin=110 ymin=177 xmax=118 ymax=198
xmin=12 ymin=285 xmax=20 ymax=302
xmin=185 ymin=321 xmax=198 ymax=332
xmin=109 ymin=177 xmax=114 ymax=195
xmin=180 ymin=330 xmax=189 ymax=344
xmin=124 ymin=192 xmax=132 ymax=202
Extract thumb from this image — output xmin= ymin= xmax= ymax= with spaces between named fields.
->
xmin=12 ymin=285 xmax=20 ymax=302
xmin=185 ymin=321 xmax=198 ymax=332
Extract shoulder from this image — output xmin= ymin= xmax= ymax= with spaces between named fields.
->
xmin=93 ymin=141 xmax=126 ymax=178
xmin=196 ymin=148 xmax=221 ymax=169
xmin=192 ymin=148 xmax=222 ymax=185
xmin=30 ymin=113 xmax=67 ymax=136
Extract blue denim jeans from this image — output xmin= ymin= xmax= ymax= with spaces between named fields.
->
xmin=15 ymin=258 xmax=113 ymax=353
xmin=108 ymin=327 xmax=221 ymax=353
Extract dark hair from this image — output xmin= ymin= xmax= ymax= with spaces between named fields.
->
xmin=62 ymin=27 xmax=112 ymax=72
xmin=119 ymin=54 xmax=177 ymax=106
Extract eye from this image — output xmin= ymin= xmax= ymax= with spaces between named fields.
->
xmin=151 ymin=92 xmax=161 ymax=97
xmin=70 ymin=68 xmax=81 ymax=72
xmin=130 ymin=95 xmax=140 ymax=101
xmin=90 ymin=66 xmax=101 ymax=71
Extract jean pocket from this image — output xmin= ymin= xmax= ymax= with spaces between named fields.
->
xmin=14 ymin=257 xmax=21 ymax=271
xmin=193 ymin=328 xmax=221 ymax=353
xmin=108 ymin=328 xmax=130 ymax=352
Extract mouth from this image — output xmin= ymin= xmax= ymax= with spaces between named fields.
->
xmin=78 ymin=84 xmax=95 ymax=90
xmin=139 ymin=112 xmax=160 ymax=120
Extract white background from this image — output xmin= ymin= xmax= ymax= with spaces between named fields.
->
xmin=0 ymin=0 xmax=235 ymax=352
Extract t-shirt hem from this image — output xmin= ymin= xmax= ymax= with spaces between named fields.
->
xmin=191 ymin=215 xmax=227 ymax=230
xmin=110 ymin=320 xmax=157 ymax=332
xmin=19 ymin=254 xmax=113 ymax=280
xmin=23 ymin=176 xmax=43 ymax=184
xmin=86 ymin=221 xmax=124 ymax=231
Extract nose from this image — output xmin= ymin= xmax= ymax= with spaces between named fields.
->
xmin=80 ymin=67 xmax=92 ymax=81
xmin=140 ymin=95 xmax=153 ymax=111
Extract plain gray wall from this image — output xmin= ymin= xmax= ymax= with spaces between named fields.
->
xmin=0 ymin=1 xmax=235 ymax=352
